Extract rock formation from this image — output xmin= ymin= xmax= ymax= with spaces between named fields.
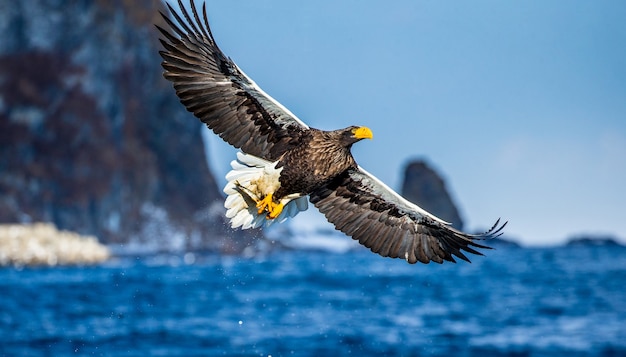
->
xmin=0 ymin=0 xmax=256 ymax=253
xmin=0 ymin=223 xmax=110 ymax=267
xmin=566 ymin=235 xmax=624 ymax=247
xmin=400 ymin=159 xmax=464 ymax=229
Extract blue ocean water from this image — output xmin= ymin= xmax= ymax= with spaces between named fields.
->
xmin=1 ymin=243 xmax=625 ymax=356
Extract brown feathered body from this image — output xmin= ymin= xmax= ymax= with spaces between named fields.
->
xmin=275 ymin=128 xmax=358 ymax=199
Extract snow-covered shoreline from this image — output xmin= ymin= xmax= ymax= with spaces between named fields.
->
xmin=0 ymin=223 xmax=110 ymax=267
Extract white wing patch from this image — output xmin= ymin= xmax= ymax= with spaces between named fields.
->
xmin=234 ymin=63 xmax=310 ymax=129
xmin=356 ymin=166 xmax=450 ymax=225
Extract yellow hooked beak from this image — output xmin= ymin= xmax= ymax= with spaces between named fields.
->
xmin=352 ymin=126 xmax=373 ymax=140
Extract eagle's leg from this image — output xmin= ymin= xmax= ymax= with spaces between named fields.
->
xmin=256 ymin=194 xmax=274 ymax=215
xmin=256 ymin=193 xmax=285 ymax=219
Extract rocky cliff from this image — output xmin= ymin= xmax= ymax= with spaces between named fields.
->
xmin=400 ymin=159 xmax=464 ymax=229
xmin=0 ymin=0 xmax=256 ymax=253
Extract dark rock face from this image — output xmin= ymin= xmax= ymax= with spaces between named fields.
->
xmin=400 ymin=160 xmax=464 ymax=230
xmin=0 ymin=0 xmax=255 ymax=252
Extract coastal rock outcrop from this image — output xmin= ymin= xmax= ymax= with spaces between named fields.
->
xmin=0 ymin=223 xmax=110 ymax=266
xmin=566 ymin=235 xmax=624 ymax=247
xmin=400 ymin=159 xmax=464 ymax=229
xmin=0 ymin=1 xmax=255 ymax=252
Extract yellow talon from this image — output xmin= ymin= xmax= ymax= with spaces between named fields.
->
xmin=256 ymin=194 xmax=274 ymax=215
xmin=255 ymin=193 xmax=285 ymax=219
xmin=267 ymin=202 xmax=284 ymax=219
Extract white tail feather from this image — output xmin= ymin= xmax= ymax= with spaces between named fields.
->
xmin=223 ymin=152 xmax=308 ymax=229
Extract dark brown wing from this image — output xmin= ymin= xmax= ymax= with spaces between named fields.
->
xmin=157 ymin=0 xmax=309 ymax=160
xmin=310 ymin=167 xmax=506 ymax=264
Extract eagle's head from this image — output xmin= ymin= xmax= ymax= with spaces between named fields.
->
xmin=337 ymin=126 xmax=373 ymax=147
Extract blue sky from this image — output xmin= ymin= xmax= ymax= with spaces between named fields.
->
xmin=191 ymin=1 xmax=626 ymax=246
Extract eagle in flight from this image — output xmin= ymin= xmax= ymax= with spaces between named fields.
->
xmin=157 ymin=0 xmax=506 ymax=264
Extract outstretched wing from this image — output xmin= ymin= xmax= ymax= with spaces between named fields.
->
xmin=310 ymin=167 xmax=506 ymax=264
xmin=157 ymin=0 xmax=309 ymax=161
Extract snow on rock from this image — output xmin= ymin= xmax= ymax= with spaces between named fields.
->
xmin=0 ymin=223 xmax=110 ymax=267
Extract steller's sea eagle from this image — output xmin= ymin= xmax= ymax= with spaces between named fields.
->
xmin=157 ymin=0 xmax=506 ymax=264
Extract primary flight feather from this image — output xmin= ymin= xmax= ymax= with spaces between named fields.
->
xmin=157 ymin=0 xmax=506 ymax=264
